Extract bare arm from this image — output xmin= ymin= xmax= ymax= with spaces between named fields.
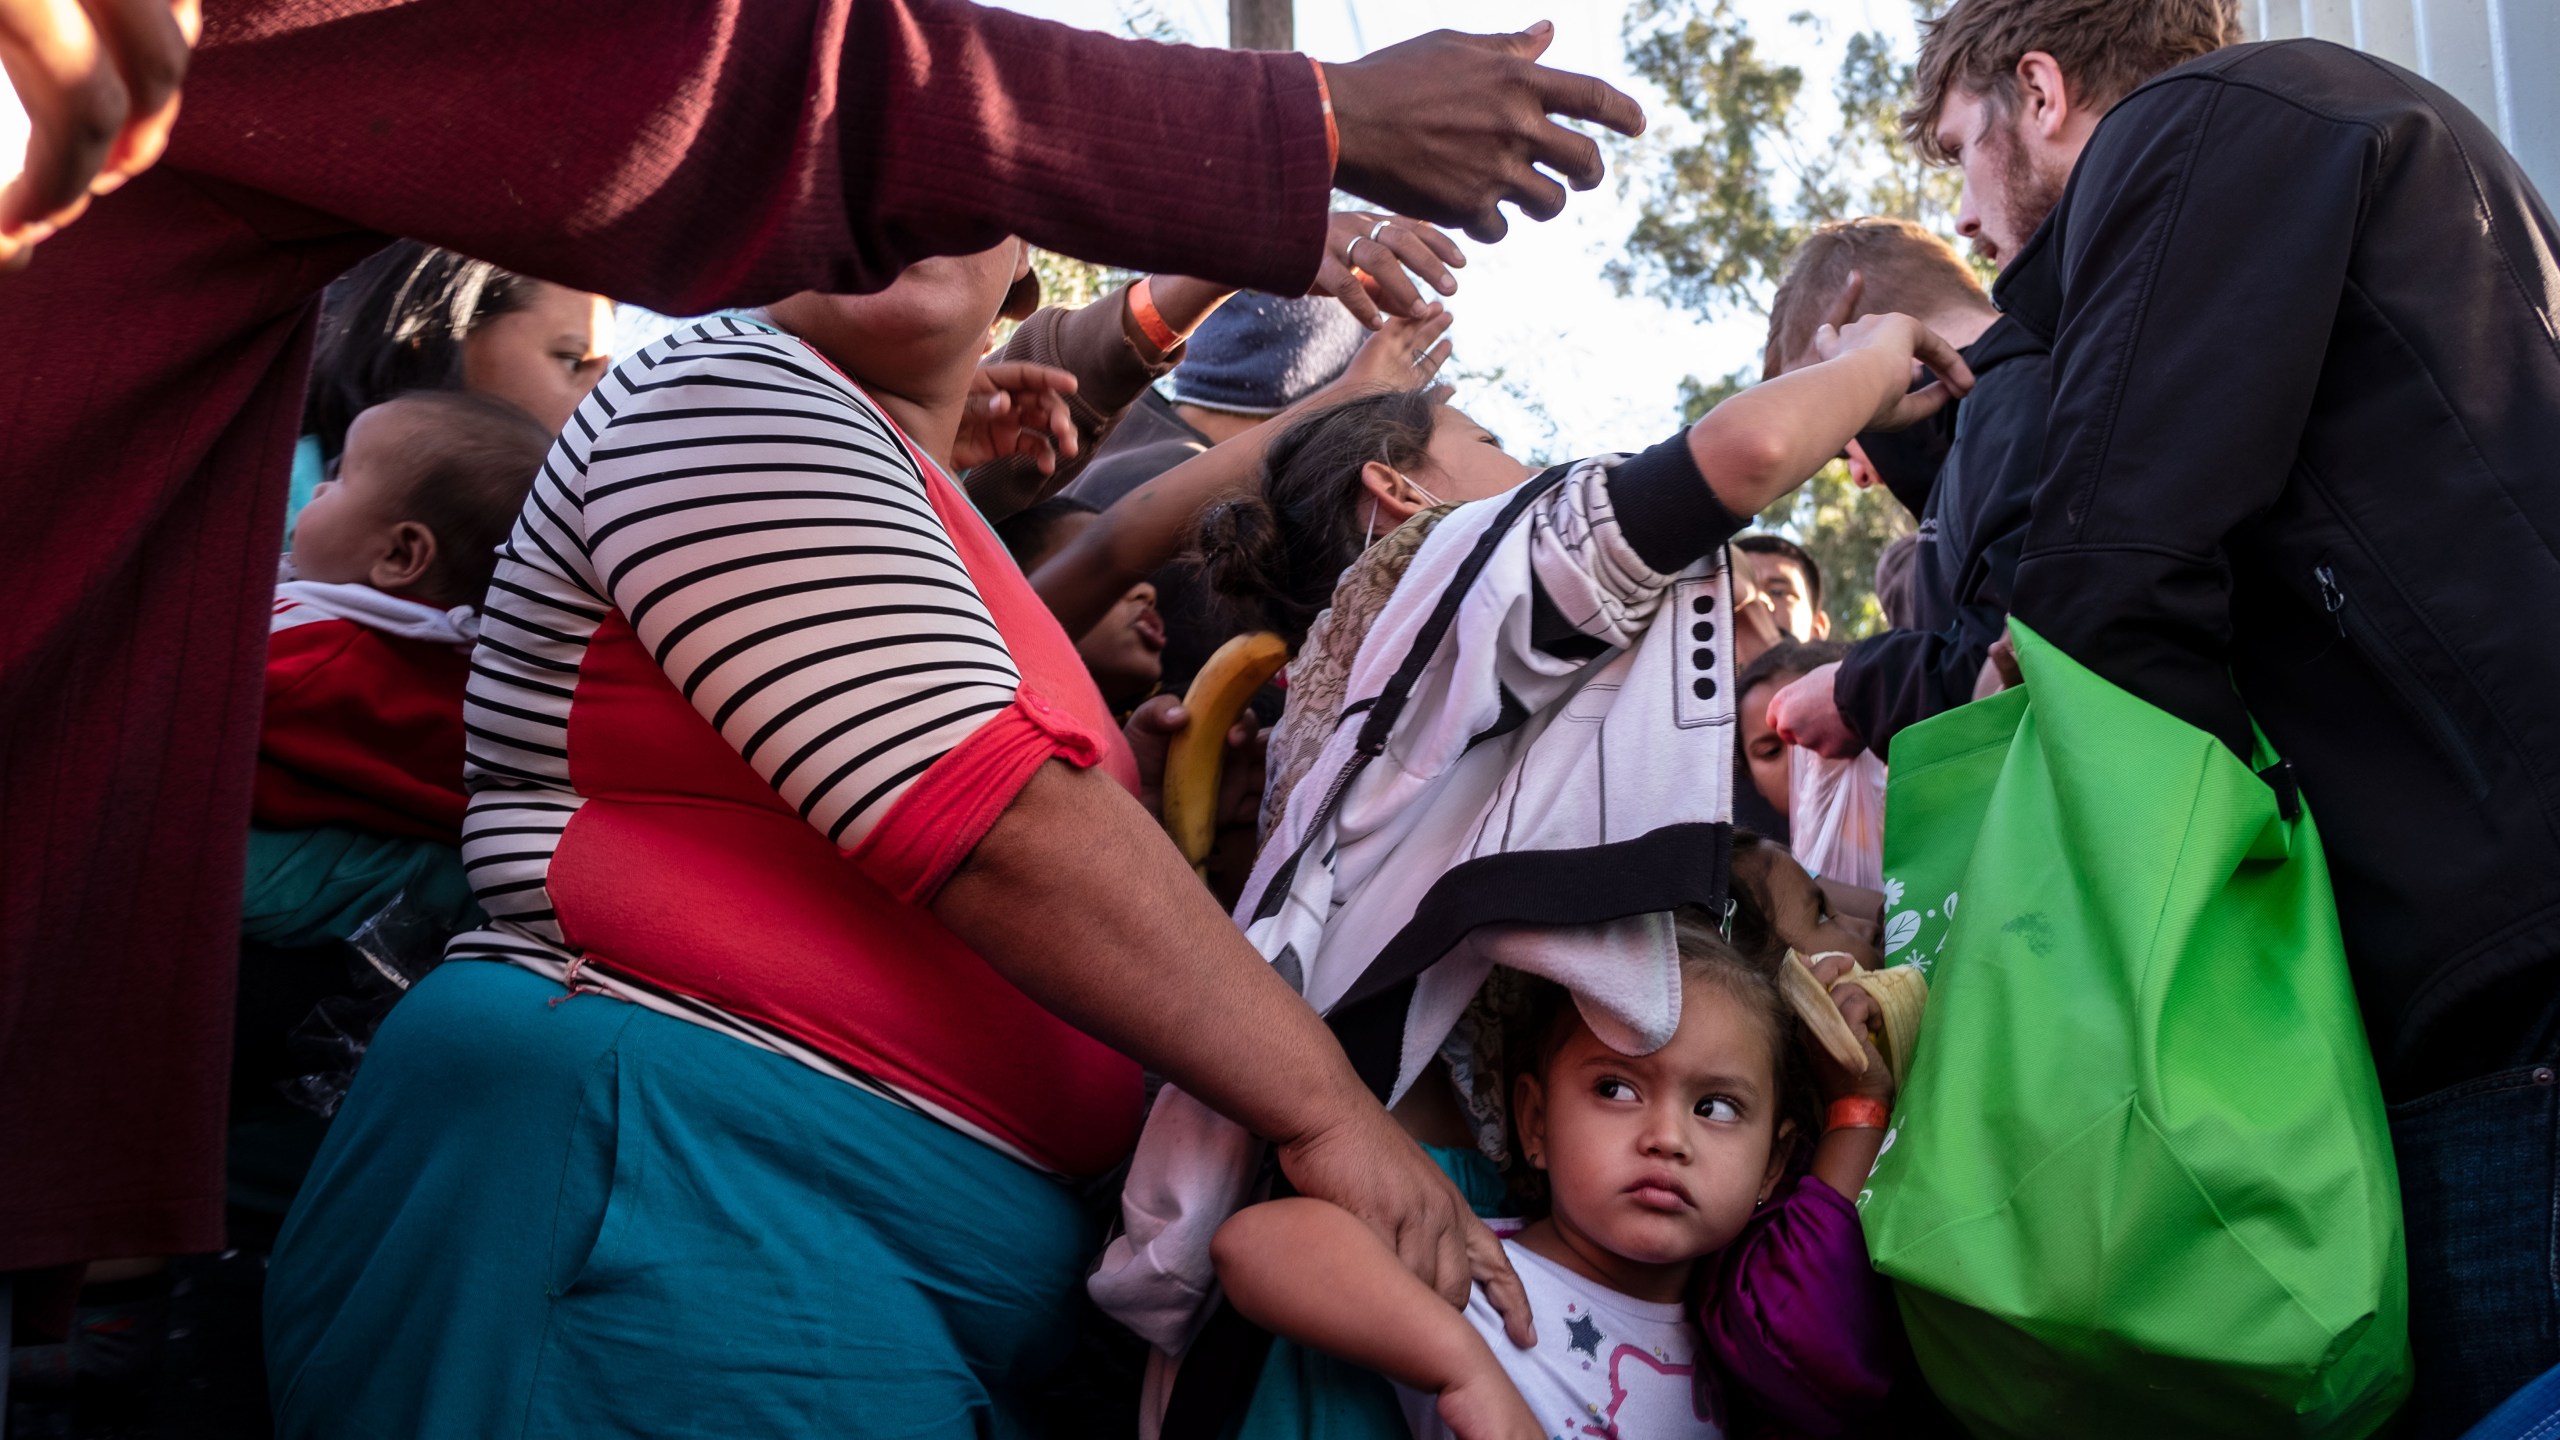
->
xmin=1216 ymin=1198 xmax=1544 ymax=1440
xmin=1687 ymin=313 xmax=1972 ymax=520
xmin=933 ymin=759 xmax=1529 ymax=1332
xmin=1029 ymin=304 xmax=1454 ymax=636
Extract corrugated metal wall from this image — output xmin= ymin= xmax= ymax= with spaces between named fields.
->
xmin=2246 ymin=0 xmax=2560 ymax=200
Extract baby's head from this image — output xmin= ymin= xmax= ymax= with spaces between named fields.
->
xmin=289 ymin=391 xmax=553 ymax=609
xmin=1508 ymin=912 xmax=1817 ymax=1272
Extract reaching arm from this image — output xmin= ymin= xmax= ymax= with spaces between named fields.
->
xmin=1686 ymin=314 xmax=1971 ymax=521
xmin=2008 ymin=77 xmax=2370 ymax=758
xmin=1028 ymin=305 xmax=1455 ymax=637
xmin=162 ymin=5 xmax=1637 ymax=316
xmin=939 ymin=760 xmax=1531 ymax=1339
xmin=963 ymin=286 xmax=1196 ymax=523
xmin=1216 ymin=1199 xmax=1544 ymax=1440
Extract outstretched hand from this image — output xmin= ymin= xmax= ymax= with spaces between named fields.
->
xmin=1808 ymin=312 xmax=1975 ymax=431
xmin=1325 ymin=21 xmax=1645 ymax=244
xmin=0 ymin=0 xmax=196 ymax=270
xmin=952 ymin=362 xmax=1079 ymax=475
xmin=1313 ymin=211 xmax=1467 ymax=330
xmin=1333 ymin=304 xmax=1456 ymax=395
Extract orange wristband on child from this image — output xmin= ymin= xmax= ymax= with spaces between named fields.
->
xmin=1126 ymin=277 xmax=1183 ymax=353
xmin=1825 ymin=1096 xmax=1892 ymax=1133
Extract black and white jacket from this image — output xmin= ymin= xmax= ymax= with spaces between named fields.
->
xmin=1092 ymin=433 xmax=1747 ymax=1355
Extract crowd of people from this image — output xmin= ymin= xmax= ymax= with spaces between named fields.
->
xmin=1 ymin=0 xmax=2556 ymax=1435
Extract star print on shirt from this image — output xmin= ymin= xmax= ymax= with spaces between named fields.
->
xmin=1564 ymin=1310 xmax=1606 ymax=1359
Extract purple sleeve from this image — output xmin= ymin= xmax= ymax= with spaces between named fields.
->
xmin=1698 ymin=1175 xmax=1897 ymax=1437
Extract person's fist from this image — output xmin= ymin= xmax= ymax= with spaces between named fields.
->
xmin=1323 ymin=21 xmax=1645 ymax=244
xmin=0 ymin=0 xmax=198 ymax=270
xmin=1767 ymin=661 xmax=1863 ymax=759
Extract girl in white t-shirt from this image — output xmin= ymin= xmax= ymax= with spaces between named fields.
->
xmin=1212 ymin=911 xmax=1901 ymax=1439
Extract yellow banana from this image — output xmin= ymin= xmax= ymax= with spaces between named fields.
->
xmin=1163 ymin=631 xmax=1289 ymax=875
xmin=1780 ymin=951 xmax=1870 ymax=1075
xmin=1832 ymin=964 xmax=1929 ymax=1091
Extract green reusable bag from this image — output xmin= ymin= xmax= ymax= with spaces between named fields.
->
xmin=1857 ymin=621 xmax=2408 ymax=1439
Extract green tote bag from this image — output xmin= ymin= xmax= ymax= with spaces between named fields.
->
xmin=1857 ymin=621 xmax=2409 ymax=1439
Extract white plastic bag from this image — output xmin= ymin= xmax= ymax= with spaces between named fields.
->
xmin=1788 ymin=745 xmax=1888 ymax=888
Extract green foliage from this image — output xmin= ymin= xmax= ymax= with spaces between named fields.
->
xmin=1611 ymin=0 xmax=1959 ymax=322
xmin=1630 ymin=0 xmax=1947 ymax=640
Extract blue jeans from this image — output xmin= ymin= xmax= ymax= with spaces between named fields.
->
xmin=2392 ymin=1050 xmax=2560 ymax=1438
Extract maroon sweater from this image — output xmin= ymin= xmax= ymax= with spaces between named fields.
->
xmin=0 ymin=0 xmax=1331 ymax=1273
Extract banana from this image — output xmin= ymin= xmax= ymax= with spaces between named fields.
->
xmin=1780 ymin=950 xmax=1871 ymax=1075
xmin=1163 ymin=631 xmax=1289 ymax=875
xmin=1832 ymin=964 xmax=1929 ymax=1091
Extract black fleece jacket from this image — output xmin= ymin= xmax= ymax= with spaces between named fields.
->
xmin=2008 ymin=39 xmax=2560 ymax=1094
xmin=1833 ymin=245 xmax=2055 ymax=759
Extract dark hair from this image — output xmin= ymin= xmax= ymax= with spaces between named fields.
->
xmin=304 ymin=241 xmax=540 ymax=464
xmin=1194 ymin=389 xmax=1442 ymax=650
xmin=366 ymin=391 xmax=554 ymax=608
xmin=993 ymin=495 xmax=1099 ymax=574
xmin=1764 ymin=218 xmax=1991 ymax=378
xmin=1905 ymin=0 xmax=2238 ymax=162
xmin=1734 ymin=532 xmax=1825 ymax=614
xmin=1500 ymin=905 xmax=1820 ymax=1214
xmin=1738 ymin=638 xmax=1851 ymax=708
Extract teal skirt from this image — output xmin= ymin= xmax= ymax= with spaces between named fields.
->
xmin=265 ymin=960 xmax=1094 ymax=1438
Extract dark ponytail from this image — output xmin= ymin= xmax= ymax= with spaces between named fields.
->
xmin=1195 ymin=388 xmax=1441 ymax=650
xmin=303 ymin=240 xmax=538 ymax=464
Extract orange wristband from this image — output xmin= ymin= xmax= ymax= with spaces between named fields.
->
xmin=1309 ymin=58 xmax=1338 ymax=175
xmin=1825 ymin=1096 xmax=1892 ymax=1133
xmin=1126 ymin=277 xmax=1182 ymax=353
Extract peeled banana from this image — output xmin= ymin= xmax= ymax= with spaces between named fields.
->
xmin=1163 ymin=631 xmax=1289 ymax=875
xmin=1780 ymin=949 xmax=1932 ymax=1092
xmin=1832 ymin=964 xmax=1929 ymax=1091
xmin=1780 ymin=951 xmax=1871 ymax=1075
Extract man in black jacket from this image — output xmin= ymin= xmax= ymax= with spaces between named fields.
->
xmin=1907 ymin=0 xmax=2560 ymax=1431
xmin=1760 ymin=218 xmax=2054 ymax=761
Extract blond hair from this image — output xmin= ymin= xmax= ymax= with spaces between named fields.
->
xmin=1762 ymin=217 xmax=1990 ymax=378
xmin=1904 ymin=0 xmax=2241 ymax=162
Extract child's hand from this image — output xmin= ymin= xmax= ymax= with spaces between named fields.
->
xmin=954 ymin=361 xmax=1081 ymax=474
xmin=1808 ymin=951 xmax=1895 ymax=1104
xmin=1808 ymin=312 xmax=1975 ymax=433
xmin=1436 ymin=1365 xmax=1546 ymax=1440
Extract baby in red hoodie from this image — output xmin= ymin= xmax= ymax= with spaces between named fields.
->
xmin=251 ymin=391 xmax=551 ymax=940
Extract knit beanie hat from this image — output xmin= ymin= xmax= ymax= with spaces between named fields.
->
xmin=1167 ymin=292 xmax=1366 ymax=416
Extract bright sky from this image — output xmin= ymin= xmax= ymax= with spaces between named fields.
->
xmin=986 ymin=0 xmax=1930 ymax=462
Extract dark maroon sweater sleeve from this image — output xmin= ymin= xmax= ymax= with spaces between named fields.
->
xmin=166 ymin=0 xmax=1334 ymax=314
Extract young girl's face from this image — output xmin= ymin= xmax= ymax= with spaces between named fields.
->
xmin=1516 ymin=972 xmax=1789 ymax=1288
xmin=1739 ymin=673 xmax=1799 ymax=816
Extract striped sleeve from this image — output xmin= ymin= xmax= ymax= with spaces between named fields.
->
xmin=577 ymin=332 xmax=1023 ymax=854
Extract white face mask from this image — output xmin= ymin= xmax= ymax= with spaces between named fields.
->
xmin=1364 ymin=468 xmax=1446 ymax=548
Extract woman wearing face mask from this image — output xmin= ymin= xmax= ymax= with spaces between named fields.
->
xmin=262 ymin=237 xmax=1515 ymax=1435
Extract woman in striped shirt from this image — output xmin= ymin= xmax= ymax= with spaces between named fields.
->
xmin=263 ymin=238 xmax=1516 ymax=1436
